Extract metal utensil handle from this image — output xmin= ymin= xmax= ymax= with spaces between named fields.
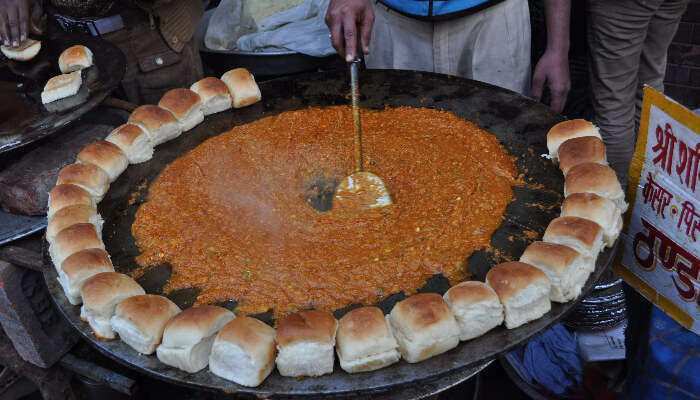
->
xmin=350 ymin=58 xmax=362 ymax=172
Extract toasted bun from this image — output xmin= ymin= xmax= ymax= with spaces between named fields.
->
xmin=128 ymin=105 xmax=181 ymax=146
xmin=80 ymin=272 xmax=145 ymax=340
xmin=389 ymin=293 xmax=460 ymax=363
xmin=56 ymin=163 xmax=110 ymax=200
xmin=58 ymin=45 xmax=93 ymax=73
xmin=157 ymin=305 xmax=235 ymax=373
xmin=221 ymin=68 xmax=261 ymax=108
xmin=443 ymin=281 xmax=504 ymax=341
xmin=41 ymin=71 xmax=82 ymax=104
xmin=389 ymin=293 xmax=458 ymax=338
xmin=486 ymin=262 xmax=550 ymax=302
xmin=276 ymin=310 xmax=337 ymax=347
xmin=520 ymin=241 xmax=590 ymax=302
xmin=558 ymin=136 xmax=608 ymax=175
xmin=520 ymin=242 xmax=580 ymax=274
xmin=485 ymin=262 xmax=551 ymax=328
xmin=561 ymin=193 xmax=622 ymax=247
xmin=48 ymin=184 xmax=96 ymax=217
xmin=190 ymin=77 xmax=232 ymax=115
xmin=543 ymin=216 xmax=604 ymax=260
xmin=547 ymin=119 xmax=601 ymax=160
xmin=210 ymin=317 xmax=277 ymax=387
xmin=1 ymin=39 xmax=41 ymax=61
xmin=444 ymin=280 xmax=500 ymax=307
xmin=46 ymin=204 xmax=102 ymax=243
xmin=105 ymin=123 xmax=154 ymax=164
xmin=275 ymin=310 xmax=337 ymax=377
xmin=50 ymin=223 xmax=103 ymax=268
xmin=336 ymin=307 xmax=400 ymax=373
xmin=565 ymin=163 xmax=627 ymax=212
xmin=112 ymin=294 xmax=181 ymax=354
xmin=81 ymin=272 xmax=145 ymax=318
xmin=161 ymin=305 xmax=235 ymax=348
xmin=57 ymin=248 xmax=114 ymax=305
xmin=77 ymin=141 xmax=129 ymax=182
xmin=158 ymin=88 xmax=204 ymax=131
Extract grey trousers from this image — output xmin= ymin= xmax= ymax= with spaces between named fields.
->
xmin=365 ymin=0 xmax=531 ymax=96
xmin=587 ymin=0 xmax=689 ymax=183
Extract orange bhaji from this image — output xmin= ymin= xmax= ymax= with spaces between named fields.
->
xmin=132 ymin=106 xmax=517 ymax=319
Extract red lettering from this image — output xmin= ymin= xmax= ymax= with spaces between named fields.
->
xmin=652 ymin=123 xmax=677 ymax=174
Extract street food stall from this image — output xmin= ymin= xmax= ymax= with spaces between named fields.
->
xmin=0 ymin=0 xmax=663 ymax=399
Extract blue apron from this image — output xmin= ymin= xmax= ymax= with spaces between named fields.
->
xmin=378 ymin=0 xmax=504 ymax=20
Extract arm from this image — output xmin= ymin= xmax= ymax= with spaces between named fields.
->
xmin=0 ymin=0 xmax=43 ymax=47
xmin=325 ymin=0 xmax=374 ymax=62
xmin=531 ymin=0 xmax=571 ymax=113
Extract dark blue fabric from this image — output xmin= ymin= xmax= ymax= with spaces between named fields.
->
xmin=506 ymin=323 xmax=583 ymax=395
xmin=625 ymin=306 xmax=700 ymax=400
xmin=378 ymin=0 xmax=493 ymax=17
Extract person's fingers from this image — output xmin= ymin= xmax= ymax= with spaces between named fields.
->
xmin=359 ymin=6 xmax=374 ymax=54
xmin=0 ymin=14 xmax=11 ymax=46
xmin=530 ymin=68 xmax=545 ymax=101
xmin=550 ymin=90 xmax=566 ymax=113
xmin=329 ymin=19 xmax=344 ymax=59
xmin=342 ymin=12 xmax=357 ymax=62
xmin=326 ymin=6 xmax=345 ymax=59
xmin=551 ymin=82 xmax=571 ymax=113
xmin=8 ymin=6 xmax=20 ymax=47
xmin=31 ymin=8 xmax=46 ymax=35
xmin=29 ymin=3 xmax=42 ymax=34
xmin=18 ymin=2 xmax=28 ymax=42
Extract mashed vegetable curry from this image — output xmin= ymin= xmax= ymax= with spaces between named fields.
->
xmin=132 ymin=106 xmax=516 ymax=318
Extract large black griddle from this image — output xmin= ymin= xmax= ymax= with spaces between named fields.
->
xmin=44 ymin=70 xmax=615 ymax=398
xmin=0 ymin=32 xmax=125 ymax=153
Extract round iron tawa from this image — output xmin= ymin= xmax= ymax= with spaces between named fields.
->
xmin=44 ymin=70 xmax=616 ymax=397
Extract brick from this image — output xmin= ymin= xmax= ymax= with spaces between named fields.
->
xmin=682 ymin=2 xmax=700 ymax=23
xmin=689 ymin=67 xmax=700 ymax=86
xmin=693 ymin=24 xmax=700 ymax=45
xmin=0 ymin=261 xmax=78 ymax=367
xmin=668 ymin=43 xmax=700 ymax=66
xmin=668 ymin=43 xmax=688 ymax=64
xmin=673 ymin=22 xmax=693 ymax=44
xmin=665 ymin=64 xmax=691 ymax=84
xmin=682 ymin=44 xmax=700 ymax=66
xmin=664 ymin=83 xmax=700 ymax=109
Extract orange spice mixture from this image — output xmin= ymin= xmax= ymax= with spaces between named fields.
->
xmin=132 ymin=106 xmax=516 ymax=319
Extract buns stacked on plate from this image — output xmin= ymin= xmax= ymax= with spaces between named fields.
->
xmin=58 ymin=45 xmax=93 ymax=73
xmin=41 ymin=71 xmax=82 ymax=104
xmin=44 ymin=75 xmax=624 ymax=386
xmin=42 ymin=45 xmax=94 ymax=104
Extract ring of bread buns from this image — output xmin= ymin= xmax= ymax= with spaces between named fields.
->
xmin=46 ymin=69 xmax=626 ymax=387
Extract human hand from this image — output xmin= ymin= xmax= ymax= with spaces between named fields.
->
xmin=325 ymin=0 xmax=374 ymax=62
xmin=531 ymin=49 xmax=570 ymax=113
xmin=0 ymin=0 xmax=43 ymax=47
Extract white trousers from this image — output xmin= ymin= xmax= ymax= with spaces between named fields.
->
xmin=365 ymin=0 xmax=531 ymax=95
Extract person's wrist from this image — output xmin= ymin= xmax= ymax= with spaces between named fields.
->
xmin=544 ymin=45 xmax=569 ymax=60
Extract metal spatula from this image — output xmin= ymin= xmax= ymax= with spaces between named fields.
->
xmin=333 ymin=58 xmax=392 ymax=211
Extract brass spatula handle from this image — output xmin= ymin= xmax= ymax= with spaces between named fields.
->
xmin=350 ymin=58 xmax=362 ymax=173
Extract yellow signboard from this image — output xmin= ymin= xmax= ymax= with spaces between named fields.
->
xmin=615 ymin=87 xmax=700 ymax=334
